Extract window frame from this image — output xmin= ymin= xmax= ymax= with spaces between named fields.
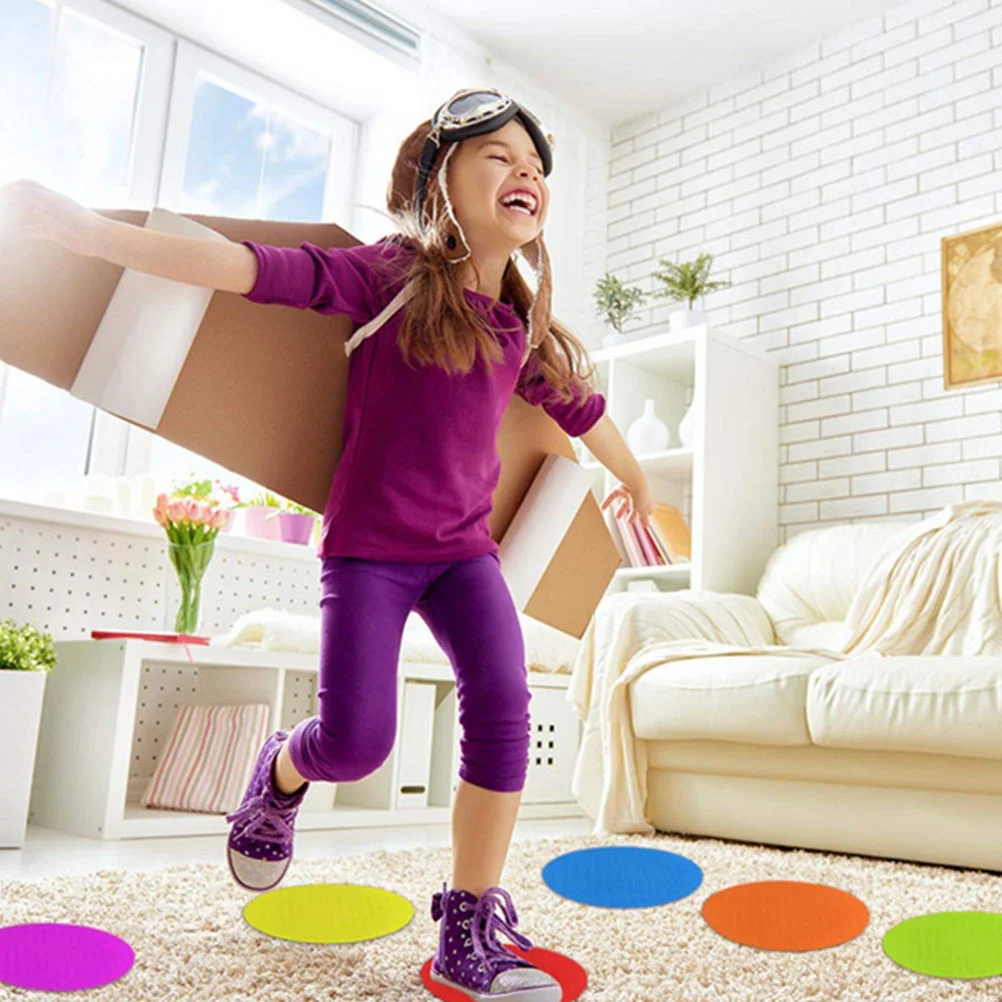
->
xmin=122 ymin=35 xmax=360 ymax=479
xmin=0 ymin=0 xmax=174 ymax=487
xmin=0 ymin=1 xmax=361 ymax=497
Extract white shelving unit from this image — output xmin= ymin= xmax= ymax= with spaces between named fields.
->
xmin=579 ymin=324 xmax=778 ymax=596
xmin=29 ymin=639 xmax=583 ymax=840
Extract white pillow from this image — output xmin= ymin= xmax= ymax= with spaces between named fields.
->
xmin=211 ymin=607 xmax=580 ymax=673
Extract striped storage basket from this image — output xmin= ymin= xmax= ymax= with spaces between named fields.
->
xmin=141 ymin=703 xmax=271 ymax=814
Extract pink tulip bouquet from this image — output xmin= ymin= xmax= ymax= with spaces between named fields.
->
xmin=153 ymin=477 xmax=234 ymax=634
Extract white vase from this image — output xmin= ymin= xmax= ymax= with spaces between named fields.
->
xmin=627 ymin=398 xmax=670 ymax=454
xmin=669 ymin=306 xmax=706 ymax=332
xmin=678 ymin=393 xmax=698 ymax=448
xmin=603 ymin=329 xmax=650 ymax=348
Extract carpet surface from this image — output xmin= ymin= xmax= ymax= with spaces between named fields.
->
xmin=2 ymin=830 xmax=1001 ymax=1001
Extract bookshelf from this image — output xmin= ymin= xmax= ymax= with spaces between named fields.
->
xmin=30 ymin=640 xmax=584 ymax=840
xmin=578 ymin=324 xmax=778 ymax=596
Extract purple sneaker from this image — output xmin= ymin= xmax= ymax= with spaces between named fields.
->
xmin=225 ymin=729 xmax=308 ymax=891
xmin=430 ymin=883 xmax=561 ymax=1002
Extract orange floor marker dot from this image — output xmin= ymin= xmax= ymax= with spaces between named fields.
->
xmin=702 ymin=880 xmax=869 ymax=951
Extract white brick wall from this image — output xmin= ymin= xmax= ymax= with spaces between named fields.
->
xmin=601 ymin=0 xmax=1002 ymax=543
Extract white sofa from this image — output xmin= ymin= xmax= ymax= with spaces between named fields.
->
xmin=601 ymin=521 xmax=1002 ymax=874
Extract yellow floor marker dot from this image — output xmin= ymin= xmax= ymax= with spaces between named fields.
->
xmin=243 ymin=883 xmax=414 ymax=944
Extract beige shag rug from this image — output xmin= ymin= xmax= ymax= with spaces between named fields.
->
xmin=3 ymin=831 xmax=1002 ymax=1001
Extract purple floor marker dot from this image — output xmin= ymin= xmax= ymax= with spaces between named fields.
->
xmin=0 ymin=923 xmax=135 ymax=991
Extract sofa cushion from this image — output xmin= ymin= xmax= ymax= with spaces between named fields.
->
xmin=783 ymin=620 xmax=847 ymax=650
xmin=807 ymin=655 xmax=1002 ymax=760
xmin=756 ymin=522 xmax=911 ymax=645
xmin=630 ymin=653 xmax=833 ymax=746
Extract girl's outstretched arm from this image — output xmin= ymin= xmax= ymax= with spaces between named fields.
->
xmin=0 ymin=178 xmax=257 ymax=294
xmin=95 ymin=215 xmax=258 ymax=294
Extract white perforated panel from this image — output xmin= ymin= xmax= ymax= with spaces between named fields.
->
xmin=0 ymin=512 xmax=322 ymax=639
xmin=132 ymin=661 xmax=200 ymax=781
xmin=0 ymin=521 xmax=166 ymax=634
xmin=522 ymin=685 xmax=580 ymax=803
xmin=281 ymin=669 xmax=319 ymax=731
xmin=0 ymin=508 xmax=325 ymax=793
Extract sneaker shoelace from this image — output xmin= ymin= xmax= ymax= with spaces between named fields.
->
xmin=225 ymin=791 xmax=298 ymax=846
xmin=432 ymin=884 xmax=534 ymax=977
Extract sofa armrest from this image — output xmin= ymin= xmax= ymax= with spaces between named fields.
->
xmin=595 ymin=589 xmax=775 ymax=647
xmin=568 ymin=589 xmax=775 ymax=722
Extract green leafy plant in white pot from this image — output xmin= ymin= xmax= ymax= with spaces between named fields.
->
xmin=652 ymin=252 xmax=731 ymax=332
xmin=593 ymin=273 xmax=648 ymax=347
xmin=0 ymin=618 xmax=56 ymax=847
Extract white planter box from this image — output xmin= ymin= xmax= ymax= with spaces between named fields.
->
xmin=0 ymin=670 xmax=47 ymax=848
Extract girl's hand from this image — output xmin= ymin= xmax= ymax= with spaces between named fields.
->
xmin=601 ymin=479 xmax=655 ymax=527
xmin=0 ymin=178 xmax=108 ymax=258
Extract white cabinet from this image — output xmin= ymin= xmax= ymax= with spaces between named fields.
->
xmin=582 ymin=324 xmax=778 ymax=596
xmin=29 ymin=639 xmax=582 ymax=840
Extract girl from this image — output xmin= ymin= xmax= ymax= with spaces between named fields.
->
xmin=2 ymin=87 xmax=653 ymax=1001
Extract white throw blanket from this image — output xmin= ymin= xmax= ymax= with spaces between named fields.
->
xmin=210 ymin=606 xmax=580 ymax=673
xmin=570 ymin=500 xmax=1002 ymax=836
xmin=835 ymin=499 xmax=1002 ymax=656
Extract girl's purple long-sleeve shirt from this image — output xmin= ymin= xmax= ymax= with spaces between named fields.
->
xmin=240 ymin=236 xmax=607 ymax=563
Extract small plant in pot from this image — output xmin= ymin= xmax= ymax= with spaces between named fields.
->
xmin=235 ymin=490 xmax=285 ymax=541
xmin=277 ymin=499 xmax=320 ymax=546
xmin=0 ymin=618 xmax=56 ymax=848
xmin=652 ymin=252 xmax=731 ymax=332
xmin=593 ymin=273 xmax=648 ymax=347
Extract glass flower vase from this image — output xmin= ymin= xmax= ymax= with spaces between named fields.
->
xmin=167 ymin=539 xmax=215 ymax=635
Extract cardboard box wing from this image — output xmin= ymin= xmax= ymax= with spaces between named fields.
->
xmin=0 ymin=209 xmax=620 ymax=637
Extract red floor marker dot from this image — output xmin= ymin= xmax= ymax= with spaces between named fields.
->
xmin=420 ymin=945 xmax=586 ymax=1001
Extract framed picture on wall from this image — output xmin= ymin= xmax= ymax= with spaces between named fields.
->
xmin=942 ymin=219 xmax=1002 ymax=390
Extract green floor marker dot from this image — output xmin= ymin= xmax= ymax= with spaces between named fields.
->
xmin=883 ymin=911 xmax=1002 ymax=979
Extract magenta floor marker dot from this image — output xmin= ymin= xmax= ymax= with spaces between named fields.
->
xmin=0 ymin=923 xmax=135 ymax=991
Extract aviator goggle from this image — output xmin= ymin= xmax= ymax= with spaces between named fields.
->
xmin=414 ymin=88 xmax=554 ymax=229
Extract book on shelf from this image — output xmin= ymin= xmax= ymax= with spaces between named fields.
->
xmin=634 ymin=515 xmax=664 ymax=565
xmin=604 ymin=501 xmax=692 ymax=569
xmin=652 ymin=502 xmax=691 ymax=562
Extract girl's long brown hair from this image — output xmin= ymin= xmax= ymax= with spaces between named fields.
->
xmin=364 ymin=118 xmax=599 ymax=406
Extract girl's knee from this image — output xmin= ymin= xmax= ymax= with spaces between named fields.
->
xmin=306 ymin=722 xmax=396 ymax=783
xmin=459 ymin=757 xmax=528 ymax=793
xmin=462 ymin=673 xmax=532 ymax=722
xmin=457 ymin=711 xmax=530 ymax=792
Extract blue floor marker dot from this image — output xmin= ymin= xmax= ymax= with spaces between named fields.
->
xmin=542 ymin=846 xmax=703 ymax=908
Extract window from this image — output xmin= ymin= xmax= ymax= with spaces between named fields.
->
xmin=0 ymin=0 xmax=172 ymax=496
xmin=126 ymin=40 xmax=357 ymax=502
xmin=0 ymin=2 xmax=357 ymax=509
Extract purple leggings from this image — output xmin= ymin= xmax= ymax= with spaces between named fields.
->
xmin=286 ymin=551 xmax=532 ymax=793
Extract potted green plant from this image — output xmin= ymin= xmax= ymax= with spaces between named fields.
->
xmin=651 ymin=252 xmax=732 ymax=332
xmin=593 ymin=273 xmax=648 ymax=347
xmin=235 ymin=490 xmax=285 ymax=541
xmin=277 ymin=499 xmax=320 ymax=546
xmin=0 ymin=617 xmax=56 ymax=848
